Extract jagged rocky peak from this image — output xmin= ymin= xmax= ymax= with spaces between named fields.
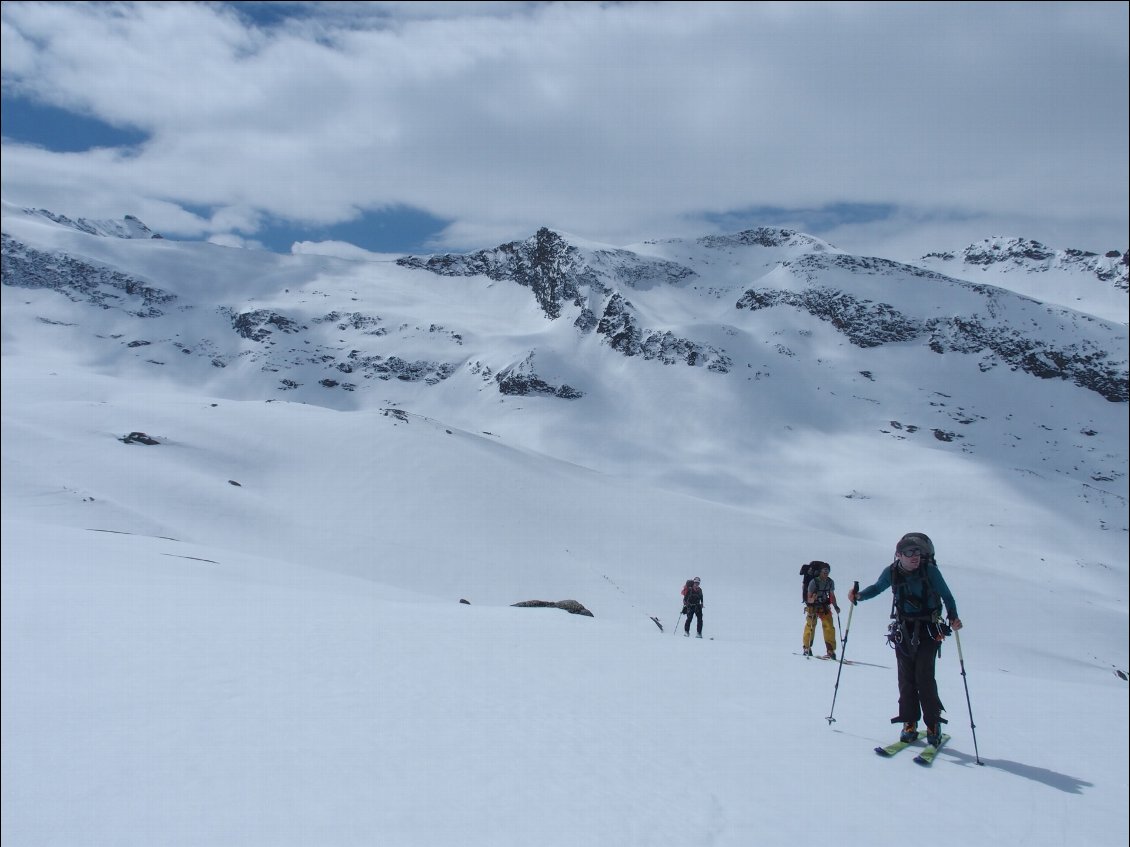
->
xmin=398 ymin=226 xmax=598 ymax=319
xmin=398 ymin=226 xmax=696 ymax=320
xmin=23 ymin=207 xmax=162 ymax=239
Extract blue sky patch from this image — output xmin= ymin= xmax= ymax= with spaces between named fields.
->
xmin=255 ymin=206 xmax=452 ymax=255
xmin=1 ymin=96 xmax=148 ymax=153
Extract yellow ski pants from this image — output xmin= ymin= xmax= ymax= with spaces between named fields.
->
xmin=803 ymin=605 xmax=836 ymax=654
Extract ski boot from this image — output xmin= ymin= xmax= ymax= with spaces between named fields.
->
xmin=900 ymin=722 xmax=919 ymax=743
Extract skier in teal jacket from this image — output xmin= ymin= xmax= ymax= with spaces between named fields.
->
xmin=849 ymin=532 xmax=963 ymax=746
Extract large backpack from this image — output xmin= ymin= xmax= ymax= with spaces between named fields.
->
xmin=799 ymin=561 xmax=829 ymax=602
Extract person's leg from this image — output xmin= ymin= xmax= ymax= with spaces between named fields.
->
xmin=895 ymin=647 xmax=922 ymax=725
xmin=916 ymin=641 xmax=943 ymax=732
xmin=820 ymin=610 xmax=836 ymax=655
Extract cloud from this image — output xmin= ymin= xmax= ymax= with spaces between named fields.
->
xmin=1 ymin=1 xmax=1126 ymax=255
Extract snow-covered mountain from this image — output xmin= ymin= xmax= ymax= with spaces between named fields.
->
xmin=3 ymin=201 xmax=1126 ymax=482
xmin=3 ymin=195 xmax=1127 ymax=582
xmin=2 ymin=201 xmax=1127 ymax=847
xmin=919 ymin=235 xmax=1127 ymax=324
xmin=14 ymin=206 xmax=163 ymax=240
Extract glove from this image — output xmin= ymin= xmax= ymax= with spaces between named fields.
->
xmin=949 ymin=617 xmax=963 ymax=631
xmin=681 ymin=607 xmax=688 ymax=615
xmin=847 ymin=587 xmax=858 ymax=604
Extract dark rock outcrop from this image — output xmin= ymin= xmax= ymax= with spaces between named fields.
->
xmin=2 ymin=234 xmax=176 ymax=317
xmin=512 ymin=599 xmax=594 ymax=617
xmin=120 ymin=431 xmax=159 ymax=445
xmin=737 ymin=254 xmax=1128 ymax=403
xmin=400 ymin=228 xmax=727 ymax=375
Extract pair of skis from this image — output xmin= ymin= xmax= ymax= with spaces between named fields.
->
xmin=795 ymin=652 xmax=861 ymax=666
xmin=874 ymin=732 xmax=951 ymax=766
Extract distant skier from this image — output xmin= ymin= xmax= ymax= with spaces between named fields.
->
xmin=681 ymin=577 xmax=704 ymax=638
xmin=848 ymin=532 xmax=963 ymax=747
xmin=802 ymin=561 xmax=840 ymax=658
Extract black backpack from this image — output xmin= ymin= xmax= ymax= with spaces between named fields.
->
xmin=799 ymin=561 xmax=829 ymax=602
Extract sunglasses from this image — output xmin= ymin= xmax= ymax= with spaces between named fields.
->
xmin=897 ymin=547 xmax=924 ymax=557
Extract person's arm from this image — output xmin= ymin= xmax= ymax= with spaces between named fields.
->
xmin=930 ymin=568 xmax=962 ymax=628
xmin=851 ymin=567 xmax=892 ymax=603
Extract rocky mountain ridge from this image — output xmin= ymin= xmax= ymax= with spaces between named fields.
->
xmin=2 ymin=212 xmax=1127 ymax=406
xmin=20 ymin=207 xmax=162 ymax=240
xmin=3 ymin=203 xmax=1126 ymax=533
xmin=922 ymin=236 xmax=1127 ymax=290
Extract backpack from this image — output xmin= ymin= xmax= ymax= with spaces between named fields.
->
xmin=799 ymin=561 xmax=829 ymax=602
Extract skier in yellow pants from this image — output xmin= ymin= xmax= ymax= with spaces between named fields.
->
xmin=802 ymin=562 xmax=840 ymax=658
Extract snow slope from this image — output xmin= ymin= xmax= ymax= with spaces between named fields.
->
xmin=2 ymin=205 xmax=1127 ymax=846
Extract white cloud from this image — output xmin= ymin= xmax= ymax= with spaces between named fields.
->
xmin=1 ymin=1 xmax=1126 ymax=253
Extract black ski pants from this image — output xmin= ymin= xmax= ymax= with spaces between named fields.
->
xmin=894 ymin=623 xmax=943 ymax=728
xmin=684 ymin=605 xmax=703 ymax=634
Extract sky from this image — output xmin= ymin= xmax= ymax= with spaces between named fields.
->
xmin=2 ymin=198 xmax=1128 ymax=846
xmin=1 ymin=0 xmax=1127 ymax=263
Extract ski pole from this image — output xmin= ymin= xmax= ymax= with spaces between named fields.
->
xmin=826 ymin=581 xmax=858 ymax=725
xmin=673 ymin=610 xmax=684 ymax=636
xmin=954 ymin=629 xmax=984 ymax=765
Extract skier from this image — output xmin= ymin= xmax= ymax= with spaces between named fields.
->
xmin=802 ymin=561 xmax=840 ymax=658
xmin=681 ymin=577 xmax=704 ymax=638
xmin=848 ymin=533 xmax=963 ymax=747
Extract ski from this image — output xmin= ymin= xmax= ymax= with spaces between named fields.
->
xmin=874 ymin=738 xmax=917 ymax=757
xmin=913 ymin=734 xmax=951 ymax=766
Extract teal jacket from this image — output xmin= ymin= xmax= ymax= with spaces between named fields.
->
xmin=856 ymin=560 xmax=958 ymax=621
